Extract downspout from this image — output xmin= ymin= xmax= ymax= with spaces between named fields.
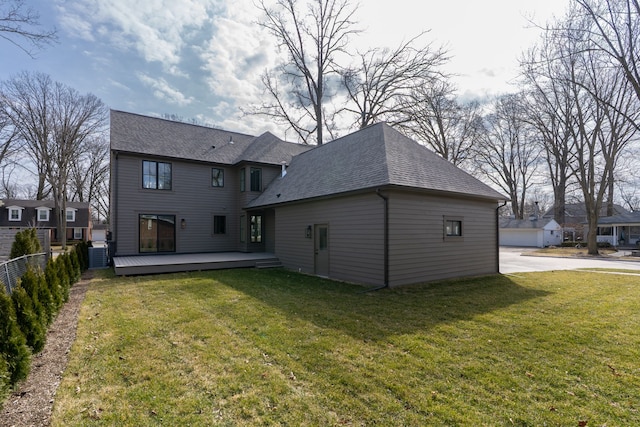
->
xmin=496 ymin=200 xmax=508 ymax=273
xmin=111 ymin=151 xmax=119 ymax=264
xmin=363 ymin=188 xmax=389 ymax=292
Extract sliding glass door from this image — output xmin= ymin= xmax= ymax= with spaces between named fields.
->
xmin=139 ymin=214 xmax=175 ymax=253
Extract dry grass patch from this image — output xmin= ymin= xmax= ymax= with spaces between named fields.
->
xmin=52 ymin=269 xmax=640 ymax=426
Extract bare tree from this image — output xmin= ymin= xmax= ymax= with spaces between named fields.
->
xmin=0 ymin=0 xmax=56 ymax=56
xmin=1 ymin=71 xmax=108 ymax=247
xmin=340 ymin=32 xmax=449 ymax=129
xmin=573 ymin=0 xmax=640 ymax=103
xmin=399 ymin=80 xmax=483 ymax=166
xmin=68 ymin=136 xmax=110 ymax=222
xmin=253 ymin=0 xmax=359 ymax=144
xmin=474 ymin=93 xmax=541 ymax=220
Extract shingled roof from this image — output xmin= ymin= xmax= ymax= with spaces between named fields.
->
xmin=248 ymin=123 xmax=506 ymax=208
xmin=110 ymin=110 xmax=310 ymax=166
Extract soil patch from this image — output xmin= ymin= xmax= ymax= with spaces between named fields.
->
xmin=1 ymin=272 xmax=92 ymax=427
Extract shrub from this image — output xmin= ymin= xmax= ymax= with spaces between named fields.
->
xmin=0 ymin=353 xmax=10 ymax=404
xmin=17 ymin=269 xmax=48 ymax=327
xmin=70 ymin=250 xmax=81 ymax=283
xmin=76 ymin=241 xmax=89 ymax=271
xmin=56 ymin=254 xmax=70 ymax=302
xmin=0 ymin=290 xmax=31 ymax=386
xmin=9 ymin=228 xmax=42 ymax=259
xmin=11 ymin=285 xmax=46 ymax=354
xmin=45 ymin=257 xmax=63 ymax=311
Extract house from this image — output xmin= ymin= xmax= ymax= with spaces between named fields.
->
xmin=0 ymin=199 xmax=92 ymax=259
xmin=499 ymin=217 xmax=563 ymax=248
xmin=110 ymin=110 xmax=506 ymax=286
xmin=594 ymin=211 xmax=640 ymax=247
xmin=0 ymin=199 xmax=92 ymax=242
xmin=542 ymin=202 xmax=629 ymax=241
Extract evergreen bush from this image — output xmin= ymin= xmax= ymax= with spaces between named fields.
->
xmin=0 ymin=353 xmax=10 ymax=404
xmin=17 ymin=269 xmax=47 ymax=329
xmin=56 ymin=254 xmax=70 ymax=302
xmin=9 ymin=228 xmax=42 ymax=259
xmin=11 ymin=285 xmax=46 ymax=354
xmin=45 ymin=257 xmax=63 ymax=312
xmin=70 ymin=250 xmax=81 ymax=282
xmin=0 ymin=290 xmax=31 ymax=386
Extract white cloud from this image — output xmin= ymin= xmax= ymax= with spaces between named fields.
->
xmin=54 ymin=0 xmax=216 ymax=71
xmin=137 ymin=73 xmax=194 ymax=107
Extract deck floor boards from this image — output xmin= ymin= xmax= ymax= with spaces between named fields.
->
xmin=113 ymin=252 xmax=278 ymax=275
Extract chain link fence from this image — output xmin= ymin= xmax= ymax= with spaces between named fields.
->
xmin=0 ymin=253 xmax=47 ymax=295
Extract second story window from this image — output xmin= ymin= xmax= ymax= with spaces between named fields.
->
xmin=8 ymin=207 xmax=22 ymax=221
xmin=143 ymin=160 xmax=172 ymax=190
xmin=250 ymin=167 xmax=262 ymax=192
xmin=66 ymin=208 xmax=77 ymax=222
xmin=37 ymin=208 xmax=50 ymax=222
xmin=212 ymin=168 xmax=224 ymax=187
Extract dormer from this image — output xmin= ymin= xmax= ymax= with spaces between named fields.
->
xmin=66 ymin=207 xmax=78 ymax=222
xmin=37 ymin=206 xmax=52 ymax=222
xmin=7 ymin=205 xmax=24 ymax=222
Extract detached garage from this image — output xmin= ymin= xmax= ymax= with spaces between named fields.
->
xmin=499 ymin=218 xmax=562 ymax=248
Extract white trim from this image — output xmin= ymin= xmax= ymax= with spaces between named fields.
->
xmin=7 ymin=205 xmax=24 ymax=222
xmin=66 ymin=207 xmax=78 ymax=222
xmin=36 ymin=206 xmax=51 ymax=222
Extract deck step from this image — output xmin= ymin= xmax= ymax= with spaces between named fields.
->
xmin=255 ymin=259 xmax=283 ymax=269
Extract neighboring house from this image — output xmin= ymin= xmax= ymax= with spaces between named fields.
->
xmin=542 ymin=203 xmax=629 ymax=241
xmin=0 ymin=199 xmax=92 ymax=244
xmin=499 ymin=217 xmax=563 ymax=248
xmin=110 ymin=110 xmax=506 ymax=286
xmin=594 ymin=211 xmax=640 ymax=247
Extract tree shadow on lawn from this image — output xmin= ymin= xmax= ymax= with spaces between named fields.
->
xmin=191 ymin=269 xmax=550 ymax=341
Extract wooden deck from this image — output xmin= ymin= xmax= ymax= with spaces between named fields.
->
xmin=113 ymin=252 xmax=281 ymax=276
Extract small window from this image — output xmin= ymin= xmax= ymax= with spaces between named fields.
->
xmin=66 ymin=208 xmax=77 ymax=222
xmin=73 ymin=228 xmax=83 ymax=240
xmin=143 ymin=160 xmax=172 ymax=190
xmin=37 ymin=208 xmax=50 ymax=222
xmin=213 ymin=215 xmax=226 ymax=234
xmin=8 ymin=207 xmax=22 ymax=221
xmin=212 ymin=168 xmax=224 ymax=187
xmin=250 ymin=215 xmax=262 ymax=243
xmin=239 ymin=168 xmax=246 ymax=192
xmin=444 ymin=216 xmax=463 ymax=240
xmin=250 ymin=167 xmax=262 ymax=192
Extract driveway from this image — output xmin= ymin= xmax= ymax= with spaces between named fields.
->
xmin=499 ymin=246 xmax=640 ymax=274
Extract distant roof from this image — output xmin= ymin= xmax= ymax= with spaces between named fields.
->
xmin=597 ymin=211 xmax=640 ymax=225
xmin=499 ymin=217 xmax=558 ymax=229
xmin=248 ymin=123 xmax=506 ymax=208
xmin=2 ymin=199 xmax=89 ymax=209
xmin=542 ymin=203 xmax=629 ymax=219
xmin=110 ymin=110 xmax=310 ymax=166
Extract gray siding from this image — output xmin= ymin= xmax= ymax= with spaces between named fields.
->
xmin=388 ymin=191 xmax=498 ymax=286
xmin=275 ymin=193 xmax=385 ymax=285
xmin=113 ymin=153 xmax=241 ymax=256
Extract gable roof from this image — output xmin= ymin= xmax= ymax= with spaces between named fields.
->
xmin=110 ymin=110 xmax=310 ymax=166
xmin=542 ymin=203 xmax=629 ymax=220
xmin=248 ymin=123 xmax=506 ymax=208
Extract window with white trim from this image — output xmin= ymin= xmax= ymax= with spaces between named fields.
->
xmin=37 ymin=208 xmax=50 ymax=222
xmin=66 ymin=208 xmax=77 ymax=222
xmin=8 ymin=207 xmax=22 ymax=221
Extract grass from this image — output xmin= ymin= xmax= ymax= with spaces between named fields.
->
xmin=52 ymin=268 xmax=640 ymax=426
xmin=532 ymin=247 xmax=617 ymax=256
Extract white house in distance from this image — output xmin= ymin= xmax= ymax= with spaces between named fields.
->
xmin=595 ymin=211 xmax=640 ymax=247
xmin=499 ymin=217 xmax=563 ymax=248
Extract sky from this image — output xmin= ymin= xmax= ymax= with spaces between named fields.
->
xmin=0 ymin=0 xmax=572 ymax=140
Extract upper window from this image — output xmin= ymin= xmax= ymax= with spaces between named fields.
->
xmin=212 ymin=168 xmax=224 ymax=187
xmin=444 ymin=216 xmax=463 ymax=239
xmin=143 ymin=160 xmax=172 ymax=190
xmin=250 ymin=167 xmax=262 ymax=192
xmin=66 ymin=208 xmax=77 ymax=222
xmin=8 ymin=207 xmax=23 ymax=221
xmin=37 ymin=207 xmax=50 ymax=222
xmin=239 ymin=168 xmax=246 ymax=192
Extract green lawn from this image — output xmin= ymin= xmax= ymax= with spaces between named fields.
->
xmin=52 ymin=268 xmax=640 ymax=426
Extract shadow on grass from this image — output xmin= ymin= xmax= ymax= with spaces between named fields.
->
xmin=181 ymin=268 xmax=550 ymax=341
